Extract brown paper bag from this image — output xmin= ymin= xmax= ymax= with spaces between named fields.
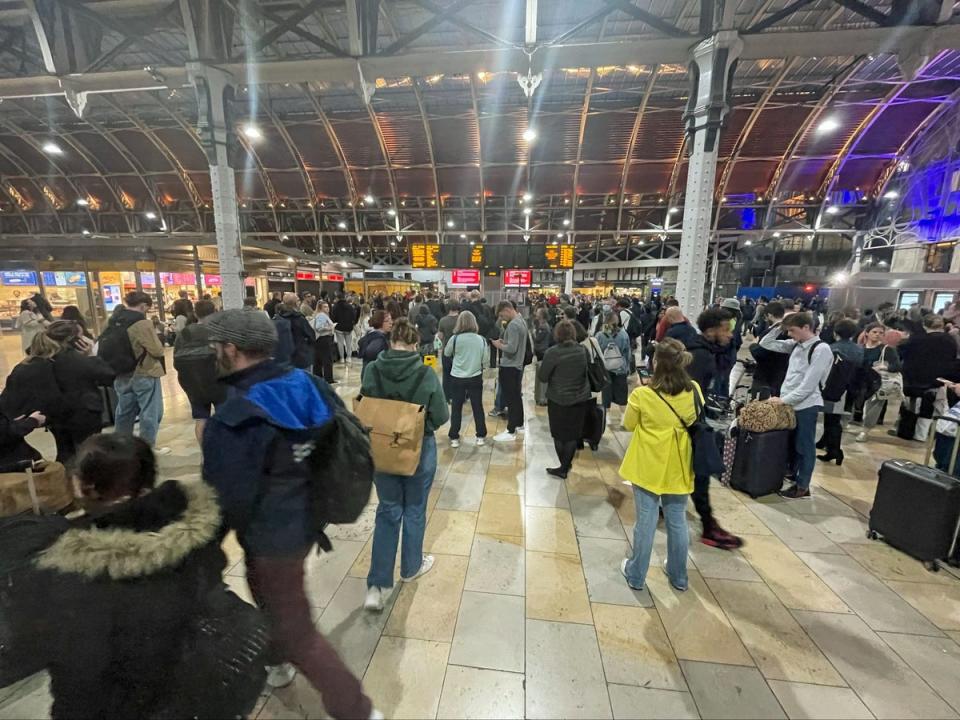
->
xmin=352 ymin=396 xmax=426 ymax=477
xmin=0 ymin=461 xmax=72 ymax=517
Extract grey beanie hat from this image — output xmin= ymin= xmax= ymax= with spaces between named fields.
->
xmin=205 ymin=308 xmax=277 ymax=352
xmin=720 ymin=298 xmax=741 ymax=311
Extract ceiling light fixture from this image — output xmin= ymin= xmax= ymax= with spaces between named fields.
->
xmin=744 ymin=240 xmax=752 ymax=246
xmin=459 ymin=233 xmax=467 ymax=239
xmin=76 ymin=198 xmax=89 ymax=207
xmin=363 ymin=194 xmax=375 ymax=204
xmin=668 ymin=207 xmax=679 ymax=214
xmin=145 ymin=211 xmax=157 ymax=220
xmin=447 ymin=219 xmax=455 ymax=228
xmin=883 ymin=190 xmax=899 ymax=200
xmin=522 ymin=127 xmax=537 ymax=142
xmin=563 ymin=218 xmax=571 ymax=226
xmin=81 ymin=229 xmax=90 ymax=236
xmin=522 ymin=191 xmax=533 ymax=202
xmin=42 ymin=142 xmax=63 ymax=155
xmin=817 ymin=117 xmax=840 ymax=134
xmin=286 ymin=256 xmax=294 ymax=262
xmin=242 ymin=125 xmax=263 ymax=141
xmin=387 ymin=208 xmax=397 ymax=217
xmin=281 ymin=234 xmax=289 ymax=241
xmin=826 ymin=205 xmax=840 ymax=215
xmin=337 ymin=221 xmax=347 ymax=229
xmin=523 ymin=207 xmax=532 ymax=216
xmin=556 ymin=232 xmax=564 ymax=238
xmin=773 ymin=231 xmax=781 ymax=238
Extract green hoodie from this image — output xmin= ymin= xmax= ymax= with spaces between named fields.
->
xmin=360 ymin=349 xmax=450 ymax=435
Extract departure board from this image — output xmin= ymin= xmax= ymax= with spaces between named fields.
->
xmin=541 ymin=244 xmax=575 ymax=269
xmin=410 ymin=243 xmax=441 ymax=268
xmin=470 ymin=244 xmax=484 ymax=266
xmin=559 ymin=244 xmax=574 ymax=268
xmin=439 ymin=244 xmax=485 ymax=268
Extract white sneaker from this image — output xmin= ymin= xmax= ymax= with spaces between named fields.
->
xmin=154 ymin=446 xmax=172 ymax=456
xmin=265 ymin=662 xmax=296 ymax=689
xmin=401 ymin=554 xmax=435 ymax=582
xmin=450 ymin=439 xmax=460 ymax=448
xmin=364 ymin=585 xmax=384 ymax=612
xmin=855 ymin=431 xmax=868 ymax=443
xmin=476 ymin=437 xmax=486 ymax=446
xmin=493 ymin=430 xmax=517 ymax=443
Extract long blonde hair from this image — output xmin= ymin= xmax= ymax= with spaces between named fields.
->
xmin=25 ymin=331 xmax=60 ymax=361
xmin=650 ymin=338 xmax=694 ymax=396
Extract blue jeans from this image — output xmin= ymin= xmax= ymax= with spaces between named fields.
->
xmin=494 ymin=379 xmax=503 ymax=412
xmin=368 ymin=434 xmax=438 ymax=589
xmin=114 ymin=374 xmax=164 ymax=446
xmin=624 ymin=485 xmax=689 ymax=590
xmin=792 ymin=405 xmax=822 ymax=490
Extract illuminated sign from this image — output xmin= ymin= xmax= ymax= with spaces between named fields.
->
xmin=42 ymin=272 xmax=87 ymax=287
xmin=323 ymin=273 xmax=345 ymax=282
xmin=503 ymin=270 xmax=532 ymax=287
xmin=450 ymin=270 xmax=480 ymax=285
xmin=296 ymin=271 xmax=319 ymax=280
xmin=560 ymin=244 xmax=574 ymax=269
xmin=410 ymin=243 xmax=441 ymax=268
xmin=470 ymin=244 xmax=484 ymax=267
xmin=0 ymin=271 xmax=37 ymax=286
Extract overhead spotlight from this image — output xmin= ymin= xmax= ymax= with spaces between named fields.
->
xmin=387 ymin=208 xmax=397 ymax=217
xmin=286 ymin=256 xmax=294 ymax=262
xmin=826 ymin=205 xmax=840 ymax=215
xmin=523 ymin=207 xmax=532 ymax=216
xmin=522 ymin=127 xmax=537 ymax=142
xmin=721 ymin=196 xmax=727 ymax=202
xmin=883 ymin=190 xmax=899 ymax=200
xmin=637 ymin=239 xmax=645 ymax=246
xmin=145 ymin=211 xmax=157 ymax=220
xmin=446 ymin=219 xmax=455 ymax=228
xmin=430 ymin=199 xmax=436 ymax=205
xmin=242 ymin=125 xmax=263 ymax=141
xmin=522 ymin=191 xmax=533 ymax=202
xmin=281 ymin=234 xmax=289 ymax=241
xmin=816 ymin=117 xmax=840 ymax=134
xmin=363 ymin=194 xmax=375 ymax=204
xmin=42 ymin=142 xmax=63 ymax=155
xmin=474 ymin=199 xmax=480 ymax=205
xmin=563 ymin=197 xmax=570 ymax=204
xmin=459 ymin=233 xmax=467 ymax=239
xmin=562 ymin=218 xmax=570 ymax=226
xmin=337 ymin=221 xmax=347 ymax=229
xmin=469 ymin=240 xmax=475 ymax=246
xmin=744 ymin=240 xmax=752 ymax=246
xmin=390 ymin=241 xmax=396 ymax=247
xmin=556 ymin=232 xmax=564 ymax=239
xmin=340 ymin=247 xmax=346 ymax=252
xmin=81 ymin=229 xmax=90 ymax=236
xmin=668 ymin=207 xmax=679 ymax=214
xmin=773 ymin=231 xmax=782 ymax=238
xmin=76 ymin=198 xmax=89 ymax=207
xmin=831 ymin=271 xmax=848 ymax=285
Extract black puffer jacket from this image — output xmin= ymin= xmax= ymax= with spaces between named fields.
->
xmin=16 ymin=481 xmax=234 ymax=719
xmin=683 ymin=334 xmax=728 ymax=391
xmin=51 ymin=348 xmax=116 ymax=423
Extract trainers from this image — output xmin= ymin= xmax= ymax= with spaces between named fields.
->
xmin=450 ymin=439 xmax=460 ymax=448
xmin=662 ymin=559 xmax=687 ymax=592
xmin=364 ymin=586 xmax=384 ymax=612
xmin=154 ymin=446 xmax=172 ymax=456
xmin=700 ymin=524 xmax=743 ymax=550
xmin=620 ymin=558 xmax=643 ymax=591
xmin=401 ymin=554 xmax=435 ymax=582
xmin=476 ymin=437 xmax=486 ymax=446
xmin=488 ymin=409 xmax=504 ymax=418
xmin=855 ymin=431 xmax=868 ymax=443
xmin=265 ymin=663 xmax=297 ymax=689
xmin=493 ymin=430 xmax=517 ymax=443
xmin=779 ymin=484 xmax=811 ymax=500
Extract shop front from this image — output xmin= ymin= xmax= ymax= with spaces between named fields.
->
xmin=0 ymin=271 xmax=42 ymax=330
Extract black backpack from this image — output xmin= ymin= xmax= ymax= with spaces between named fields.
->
xmin=624 ymin=310 xmax=643 ymax=340
xmin=807 ymin=341 xmax=857 ymax=403
xmin=98 ymin=312 xmax=146 ymax=375
xmin=523 ymin=331 xmax=534 ymax=366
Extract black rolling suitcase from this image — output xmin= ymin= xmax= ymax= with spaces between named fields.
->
xmin=729 ymin=428 xmax=790 ymax=498
xmin=869 ymin=416 xmax=960 ymax=571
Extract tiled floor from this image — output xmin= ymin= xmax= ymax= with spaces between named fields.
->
xmin=2 ymin=333 xmax=960 ymax=720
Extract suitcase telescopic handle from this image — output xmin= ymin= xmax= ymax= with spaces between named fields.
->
xmin=924 ymin=415 xmax=960 ymax=476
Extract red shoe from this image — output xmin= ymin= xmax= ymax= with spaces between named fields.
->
xmin=701 ymin=524 xmax=743 ymax=550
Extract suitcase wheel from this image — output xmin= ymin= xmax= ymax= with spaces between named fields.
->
xmin=925 ymin=560 xmax=940 ymax=573
xmin=867 ymin=530 xmax=879 ymax=540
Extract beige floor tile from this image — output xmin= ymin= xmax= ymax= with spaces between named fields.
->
xmin=464 ymin=534 xmax=525 ymax=596
xmin=348 ymin=534 xmax=400 ymax=580
xmin=477 ymin=493 xmax=524 ymax=536
xmin=484 ymin=465 xmax=524 ymax=495
xmin=525 ymin=506 xmax=579 ymax=555
xmin=948 ymin=630 xmax=960 ymax=645
xmin=362 ymin=636 xmax=450 ymax=719
xmin=422 ymin=509 xmax=478 ymax=556
xmin=303 ymin=539 xmax=365 ymax=608
xmin=767 ymin=681 xmax=873 ymax=719
xmin=437 ymin=666 xmax=524 ymax=719
xmin=565 ymin=471 xmax=610 ymax=497
xmin=738 ymin=535 xmax=849 ymax=613
xmin=384 ymin=554 xmax=468 ymax=641
xmin=607 ymin=685 xmax=699 ymax=720
xmin=879 ymin=632 xmax=960 ymax=713
xmin=592 ymin=602 xmax=686 ymax=690
xmin=681 ymin=660 xmax=786 ymax=719
xmin=886 ymin=580 xmax=960 ymax=631
xmin=714 ymin=502 xmax=774 ymax=536
xmin=706 ymin=578 xmax=845 ymax=686
xmin=842 ymin=542 xmax=956 ymax=585
xmin=450 ymin=591 xmax=525 ymax=672
xmin=648 ymin=569 xmax=754 ymax=667
xmin=525 ymin=551 xmax=593 ymax=624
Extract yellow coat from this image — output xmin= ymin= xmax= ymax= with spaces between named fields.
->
xmin=618 ymin=383 xmax=700 ymax=496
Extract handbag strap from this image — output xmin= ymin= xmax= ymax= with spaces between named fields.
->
xmin=652 ymin=387 xmax=703 ymax=431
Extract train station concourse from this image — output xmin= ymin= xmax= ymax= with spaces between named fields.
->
xmin=1 ymin=1 xmax=960 ymax=719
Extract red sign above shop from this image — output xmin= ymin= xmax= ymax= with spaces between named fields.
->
xmin=323 ymin=273 xmax=344 ymax=282
xmin=503 ymin=269 xmax=532 ymax=287
xmin=450 ymin=270 xmax=480 ymax=285
xmin=296 ymin=271 xmax=319 ymax=280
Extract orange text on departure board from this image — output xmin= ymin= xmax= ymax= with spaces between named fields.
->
xmin=410 ymin=243 xmax=441 ymax=268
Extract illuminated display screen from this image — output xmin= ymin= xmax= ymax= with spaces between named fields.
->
xmin=410 ymin=243 xmax=441 ymax=268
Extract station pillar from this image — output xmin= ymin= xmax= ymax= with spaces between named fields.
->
xmin=188 ymin=63 xmax=245 ymax=310
xmin=674 ymin=32 xmax=741 ymax=315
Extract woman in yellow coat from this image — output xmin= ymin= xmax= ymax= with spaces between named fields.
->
xmin=619 ymin=338 xmax=699 ymax=592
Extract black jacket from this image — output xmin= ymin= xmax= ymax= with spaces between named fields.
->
xmin=537 ymin=341 xmax=592 ymax=406
xmin=0 ymin=413 xmax=41 ymax=472
xmin=427 ymin=299 xmax=445 ymax=321
xmin=174 ymin=322 xmax=227 ymax=407
xmin=264 ymin=298 xmax=280 ymax=318
xmin=19 ymin=481 xmax=228 ymax=719
xmin=359 ymin=329 xmax=390 ymax=371
xmin=901 ymin=331 xmax=960 ymax=391
xmin=416 ymin=312 xmax=438 ymax=345
xmin=330 ymin=299 xmax=356 ymax=332
xmin=51 ymin=348 xmax=116 ymax=423
xmin=684 ymin=334 xmax=728 ymax=391
xmin=0 ymin=358 xmax=67 ymax=423
xmin=750 ymin=326 xmax=791 ymax=396
xmin=273 ymin=306 xmax=315 ymax=369
xmin=665 ymin=321 xmax=699 ymax=348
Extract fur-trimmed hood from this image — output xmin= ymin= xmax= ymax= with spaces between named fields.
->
xmin=36 ymin=480 xmax=221 ymax=580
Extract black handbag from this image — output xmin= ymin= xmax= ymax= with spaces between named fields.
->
xmin=583 ymin=340 xmax=610 ymax=393
xmin=654 ymin=387 xmax=725 ymax=478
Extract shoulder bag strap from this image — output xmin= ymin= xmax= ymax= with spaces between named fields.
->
xmin=652 ymin=388 xmax=690 ymax=430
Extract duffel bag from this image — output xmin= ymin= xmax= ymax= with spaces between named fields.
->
xmin=0 ymin=461 xmax=72 ymax=517
xmin=738 ymin=399 xmax=796 ymax=433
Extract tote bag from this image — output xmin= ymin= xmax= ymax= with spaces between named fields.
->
xmin=353 ymin=365 xmax=428 ymax=477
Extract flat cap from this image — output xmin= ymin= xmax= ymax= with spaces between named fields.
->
xmin=205 ymin=308 xmax=277 ymax=353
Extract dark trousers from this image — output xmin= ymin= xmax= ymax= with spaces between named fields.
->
xmin=50 ymin=412 xmax=102 ymax=464
xmin=313 ymin=336 xmax=335 ymax=383
xmin=821 ymin=413 xmax=843 ymax=455
xmin=247 ymin=552 xmax=372 ymax=720
xmin=441 ymin=354 xmax=454 ymax=401
xmin=498 ymin=366 xmax=524 ymax=433
xmin=554 ymin=439 xmax=577 ymax=471
xmin=449 ymin=375 xmax=487 ymax=440
xmin=691 ymin=473 xmax=714 ymax=530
